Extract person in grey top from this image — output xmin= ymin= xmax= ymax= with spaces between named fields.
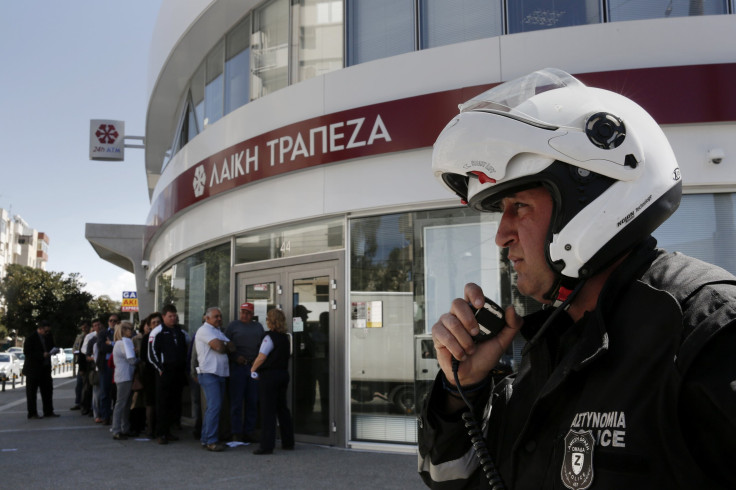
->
xmin=225 ymin=302 xmax=265 ymax=442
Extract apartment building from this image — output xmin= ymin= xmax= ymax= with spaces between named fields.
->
xmin=0 ymin=209 xmax=50 ymax=282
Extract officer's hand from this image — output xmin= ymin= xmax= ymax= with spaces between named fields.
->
xmin=432 ymin=283 xmax=522 ymax=387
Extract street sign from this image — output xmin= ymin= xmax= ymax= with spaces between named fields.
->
xmin=122 ymin=291 xmax=138 ymax=312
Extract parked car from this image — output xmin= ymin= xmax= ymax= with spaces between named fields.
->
xmin=15 ymin=353 xmax=25 ymax=373
xmin=64 ymin=348 xmax=74 ymax=363
xmin=52 ymin=349 xmax=66 ymax=367
xmin=7 ymin=347 xmax=22 ymax=355
xmin=0 ymin=353 xmax=21 ymax=381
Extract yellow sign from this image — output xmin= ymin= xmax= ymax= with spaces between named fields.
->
xmin=122 ymin=291 xmax=138 ymax=312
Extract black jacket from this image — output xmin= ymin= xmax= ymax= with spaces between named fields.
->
xmin=95 ymin=327 xmax=114 ymax=370
xmin=23 ymin=330 xmax=55 ymax=377
xmin=148 ymin=324 xmax=187 ymax=374
xmin=418 ymin=239 xmax=736 ymax=489
xmin=259 ymin=331 xmax=290 ymax=372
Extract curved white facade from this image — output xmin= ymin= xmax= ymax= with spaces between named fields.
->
xmin=89 ymin=1 xmax=736 ymax=450
xmin=145 ymin=12 xmax=736 ymax=274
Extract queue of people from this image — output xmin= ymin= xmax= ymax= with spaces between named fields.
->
xmin=62 ymin=303 xmax=295 ymax=455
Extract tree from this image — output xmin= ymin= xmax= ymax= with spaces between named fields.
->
xmin=89 ymin=295 xmax=122 ymax=321
xmin=0 ymin=265 xmax=93 ymax=347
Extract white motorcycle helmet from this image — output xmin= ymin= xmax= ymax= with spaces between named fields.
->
xmin=433 ymin=68 xmax=682 ymax=302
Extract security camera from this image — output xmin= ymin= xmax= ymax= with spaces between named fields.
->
xmin=141 ymin=260 xmax=150 ymax=270
xmin=707 ymin=148 xmax=725 ymax=165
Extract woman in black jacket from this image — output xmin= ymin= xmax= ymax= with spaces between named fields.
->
xmin=250 ymin=308 xmax=295 ymax=455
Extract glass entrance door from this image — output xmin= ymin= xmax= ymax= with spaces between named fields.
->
xmin=290 ymin=273 xmax=331 ymax=438
xmin=235 ymin=258 xmax=341 ymax=446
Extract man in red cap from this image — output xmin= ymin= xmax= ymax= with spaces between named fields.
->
xmin=225 ymin=302 xmax=265 ymax=442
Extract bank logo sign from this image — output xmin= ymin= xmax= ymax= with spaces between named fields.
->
xmin=193 ymin=165 xmax=206 ymax=197
xmin=188 ymin=115 xmax=392 ymax=201
xmin=90 ymin=119 xmax=125 ymax=161
xmin=145 ymin=85 xmax=491 ymax=235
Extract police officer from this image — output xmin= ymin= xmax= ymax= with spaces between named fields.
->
xmin=418 ymin=69 xmax=736 ymax=489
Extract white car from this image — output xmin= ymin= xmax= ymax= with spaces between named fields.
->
xmin=51 ymin=349 xmax=66 ymax=367
xmin=0 ymin=353 xmax=21 ymax=381
xmin=15 ymin=353 xmax=25 ymax=373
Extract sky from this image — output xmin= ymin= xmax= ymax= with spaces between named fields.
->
xmin=0 ymin=1 xmax=163 ymax=300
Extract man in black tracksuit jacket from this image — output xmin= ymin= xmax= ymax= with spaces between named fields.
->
xmin=419 ymin=69 xmax=736 ymax=489
xmin=149 ymin=305 xmax=188 ymax=444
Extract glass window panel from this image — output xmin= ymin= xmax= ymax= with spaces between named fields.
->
xmin=423 ymin=221 xmax=501 ymax=333
xmin=195 ymin=100 xmax=204 ymax=133
xmin=291 ymin=0 xmax=344 ymax=83
xmin=227 ymin=15 xmax=251 ymax=58
xmin=420 ymin=0 xmax=503 ymax=49
xmin=234 ymin=217 xmax=344 ymax=263
xmin=204 ymin=41 xmax=225 ymax=127
xmin=252 ymin=0 xmax=290 ymax=99
xmin=226 ymin=16 xmax=251 ymax=114
xmin=346 ymin=0 xmax=415 ymax=66
xmin=161 ymin=150 xmax=171 ymax=172
xmin=225 ymin=50 xmax=250 ymax=113
xmin=507 ymin=0 xmax=601 ymax=34
xmin=191 ymin=63 xmax=205 ymax=134
xmin=156 ymin=268 xmax=177 ymax=313
xmin=608 ymin=0 xmax=728 ymax=22
xmin=186 ymin=99 xmax=198 ymax=142
xmin=349 ymin=207 xmax=533 ymax=444
xmin=171 ymin=97 xmax=195 ymax=158
xmin=652 ymin=193 xmax=736 ymax=275
xmin=350 ymin=214 xmax=412 ymax=293
xmin=244 ymin=281 xmax=276 ymax=325
xmin=155 ymin=242 xmax=232 ymax=335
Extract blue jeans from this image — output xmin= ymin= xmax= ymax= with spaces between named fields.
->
xmin=229 ymin=363 xmax=259 ymax=436
xmin=199 ymin=373 xmax=226 ymax=445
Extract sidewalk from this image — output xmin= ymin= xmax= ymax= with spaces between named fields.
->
xmin=0 ymin=360 xmax=75 ymax=392
xmin=0 ymin=373 xmax=425 ymax=489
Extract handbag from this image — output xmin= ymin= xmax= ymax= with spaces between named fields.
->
xmin=88 ymin=369 xmax=100 ymax=385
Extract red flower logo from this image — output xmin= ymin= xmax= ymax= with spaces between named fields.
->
xmin=95 ymin=124 xmax=119 ymax=144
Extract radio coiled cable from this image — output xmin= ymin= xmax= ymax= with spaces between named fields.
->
xmin=451 ymin=358 xmax=505 ymax=490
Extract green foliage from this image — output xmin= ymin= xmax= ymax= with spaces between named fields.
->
xmin=0 ymin=264 xmax=93 ymax=347
xmin=88 ymin=295 xmax=122 ymax=321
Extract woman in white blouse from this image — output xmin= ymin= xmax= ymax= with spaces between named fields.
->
xmin=111 ymin=321 xmax=138 ymax=440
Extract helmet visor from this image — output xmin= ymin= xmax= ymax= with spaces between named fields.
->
xmin=460 ymin=68 xmax=583 ymax=130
